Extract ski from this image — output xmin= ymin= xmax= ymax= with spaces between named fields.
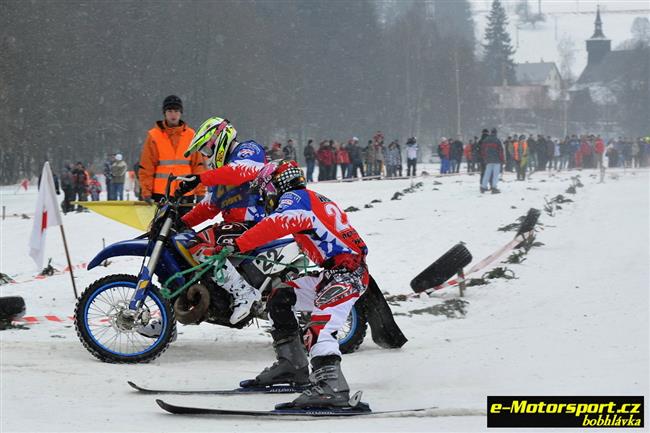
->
xmin=156 ymin=399 xmax=438 ymax=418
xmin=127 ymin=381 xmax=304 ymax=395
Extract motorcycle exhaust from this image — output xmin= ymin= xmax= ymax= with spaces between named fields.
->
xmin=174 ymin=283 xmax=210 ymax=325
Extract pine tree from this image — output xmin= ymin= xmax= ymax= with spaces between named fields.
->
xmin=482 ymin=0 xmax=516 ymax=86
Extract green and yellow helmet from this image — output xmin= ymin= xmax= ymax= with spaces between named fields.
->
xmin=184 ymin=117 xmax=237 ymax=169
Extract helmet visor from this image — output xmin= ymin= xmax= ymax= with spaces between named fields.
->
xmin=254 ymin=161 xmax=280 ymax=186
xmin=261 ymin=179 xmax=277 ymax=197
xmin=251 ymin=161 xmax=280 ymax=212
xmin=199 ymin=134 xmax=218 ymax=157
xmin=212 ymin=120 xmax=231 ymax=167
xmin=263 ymin=191 xmax=279 ymax=214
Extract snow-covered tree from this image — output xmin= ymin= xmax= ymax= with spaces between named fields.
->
xmin=631 ymin=17 xmax=650 ymax=47
xmin=557 ymin=35 xmax=577 ymax=83
xmin=482 ymin=0 xmax=517 ymax=86
xmin=617 ymin=17 xmax=650 ymax=50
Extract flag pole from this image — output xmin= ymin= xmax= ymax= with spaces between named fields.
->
xmin=59 ymin=225 xmax=78 ymax=299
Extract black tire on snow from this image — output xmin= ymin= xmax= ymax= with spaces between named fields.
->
xmin=74 ymin=274 xmax=176 ymax=364
xmin=410 ymin=243 xmax=473 ymax=293
xmin=0 ymin=296 xmax=26 ymax=321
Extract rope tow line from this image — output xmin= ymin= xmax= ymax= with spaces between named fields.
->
xmin=159 ymin=249 xmax=318 ymax=300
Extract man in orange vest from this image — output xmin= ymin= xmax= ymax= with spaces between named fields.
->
xmin=138 ymin=95 xmax=205 ymax=214
xmin=513 ymin=134 xmax=528 ymax=181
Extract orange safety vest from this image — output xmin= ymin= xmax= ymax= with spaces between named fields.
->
xmin=150 ymin=127 xmax=195 ymax=195
xmin=513 ymin=140 xmax=527 ymax=160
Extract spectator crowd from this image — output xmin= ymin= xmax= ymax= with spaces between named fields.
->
xmin=44 ymin=124 xmax=650 ymax=214
xmin=438 ymin=133 xmax=649 ymax=175
xmin=54 ymin=153 xmax=133 ymax=214
xmin=272 ymin=132 xmax=420 ymax=182
xmin=436 ymin=130 xmax=650 ymax=193
xmin=263 ymin=131 xmax=649 ymax=189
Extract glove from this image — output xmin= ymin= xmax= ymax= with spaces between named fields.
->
xmin=174 ymin=217 xmax=190 ymax=232
xmin=143 ymin=196 xmax=154 ymax=205
xmin=175 ymin=176 xmax=201 ymax=198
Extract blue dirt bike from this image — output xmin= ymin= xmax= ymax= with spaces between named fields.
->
xmin=74 ymin=176 xmax=405 ymax=364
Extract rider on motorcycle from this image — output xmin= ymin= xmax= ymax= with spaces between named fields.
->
xmin=175 ymin=116 xmax=266 ymax=324
xmin=226 ymin=159 xmax=369 ymax=408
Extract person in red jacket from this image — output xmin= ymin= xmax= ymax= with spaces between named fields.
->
xmin=464 ymin=140 xmax=474 ymax=172
xmin=316 ymin=140 xmax=335 ymax=181
xmin=578 ymin=136 xmax=592 ymax=169
xmin=227 ymin=160 xmax=369 ymax=409
xmin=335 ymin=142 xmax=350 ymax=179
xmin=594 ymin=135 xmax=605 ymax=169
xmin=71 ymin=161 xmax=89 ymax=212
xmin=438 ymin=138 xmax=450 ymax=174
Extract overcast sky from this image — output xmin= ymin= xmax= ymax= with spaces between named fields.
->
xmin=469 ymin=0 xmax=650 ymax=13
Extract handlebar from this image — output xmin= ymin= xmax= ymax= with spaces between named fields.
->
xmin=164 ymin=174 xmax=196 ymax=201
xmin=149 ymin=174 xmax=197 ymax=233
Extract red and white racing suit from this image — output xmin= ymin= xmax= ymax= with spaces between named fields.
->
xmin=236 ymin=188 xmax=368 ymax=357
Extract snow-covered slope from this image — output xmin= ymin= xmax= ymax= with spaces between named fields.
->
xmin=1 ymin=167 xmax=648 ymax=432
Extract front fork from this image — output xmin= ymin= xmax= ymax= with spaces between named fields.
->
xmin=129 ymin=217 xmax=174 ymax=310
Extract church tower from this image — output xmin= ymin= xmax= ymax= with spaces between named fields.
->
xmin=586 ymin=6 xmax=611 ymax=66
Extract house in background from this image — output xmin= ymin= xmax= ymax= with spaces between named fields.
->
xmin=516 ymin=61 xmax=563 ymax=100
xmin=569 ymin=7 xmax=650 ymax=135
xmin=488 ymin=61 xmax=563 ymax=133
xmin=490 ymin=61 xmax=563 ymax=111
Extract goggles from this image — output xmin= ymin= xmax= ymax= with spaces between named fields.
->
xmin=199 ymin=134 xmax=217 ymax=157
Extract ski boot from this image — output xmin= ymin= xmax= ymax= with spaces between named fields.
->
xmin=228 ymin=283 xmax=261 ymax=324
xmin=135 ymin=318 xmax=178 ymax=342
xmin=221 ymin=260 xmax=261 ymax=324
xmin=136 ymin=318 xmax=162 ymax=338
xmin=241 ymin=332 xmax=310 ymax=388
xmin=285 ymin=355 xmax=351 ymax=408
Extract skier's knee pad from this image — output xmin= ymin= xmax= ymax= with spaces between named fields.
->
xmin=315 ymin=282 xmax=356 ymax=309
xmin=267 ymin=287 xmax=297 ymax=332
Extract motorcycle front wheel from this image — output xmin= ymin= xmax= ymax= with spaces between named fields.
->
xmin=74 ymin=274 xmax=176 ymax=363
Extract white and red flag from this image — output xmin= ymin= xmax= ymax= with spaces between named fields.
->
xmin=28 ymin=162 xmax=63 ymax=268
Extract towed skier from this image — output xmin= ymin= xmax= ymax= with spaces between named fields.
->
xmin=221 ymin=159 xmax=369 ymax=408
xmin=174 ymin=116 xmax=266 ymax=324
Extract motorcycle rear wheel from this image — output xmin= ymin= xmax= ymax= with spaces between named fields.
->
xmin=337 ymin=304 xmax=368 ymax=354
xmin=300 ymin=304 xmax=367 ymax=354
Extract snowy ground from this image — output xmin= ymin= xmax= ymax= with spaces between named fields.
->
xmin=1 ymin=166 xmax=648 ymax=432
